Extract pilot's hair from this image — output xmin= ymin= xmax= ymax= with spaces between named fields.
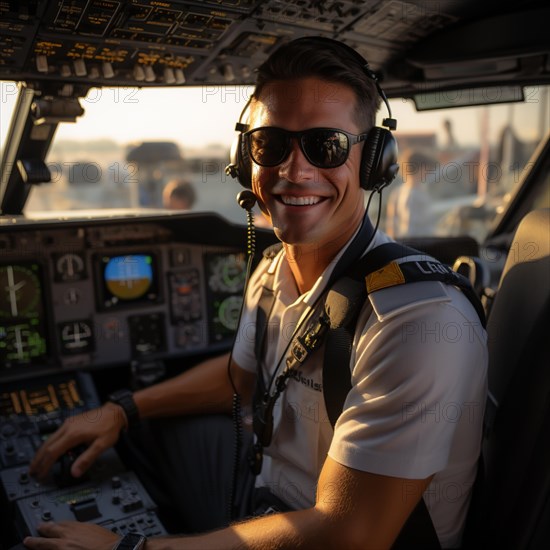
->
xmin=252 ymin=38 xmax=381 ymax=129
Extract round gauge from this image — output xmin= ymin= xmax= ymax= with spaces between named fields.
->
xmin=208 ymin=254 xmax=246 ymax=293
xmin=55 ymin=253 xmax=86 ymax=282
xmin=59 ymin=321 xmax=94 ymax=354
xmin=0 ymin=264 xmax=41 ymax=318
xmin=217 ymin=295 xmax=243 ymax=331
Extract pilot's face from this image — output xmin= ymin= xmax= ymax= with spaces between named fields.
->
xmin=249 ymin=77 xmax=366 ymax=250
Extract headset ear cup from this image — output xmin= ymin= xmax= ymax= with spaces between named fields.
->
xmin=238 ymin=133 xmax=252 ymax=189
xmin=360 ymin=127 xmax=399 ymax=191
xmin=226 ymin=132 xmax=252 ymax=189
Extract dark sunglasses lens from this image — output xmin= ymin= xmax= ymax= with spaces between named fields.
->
xmin=249 ymin=128 xmax=288 ymax=166
xmin=302 ymin=129 xmax=349 ymax=167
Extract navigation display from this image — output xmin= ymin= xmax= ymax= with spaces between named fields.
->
xmin=0 ymin=262 xmax=48 ymax=368
xmin=204 ymin=252 xmax=246 ymax=343
xmin=97 ymin=253 xmax=160 ymax=310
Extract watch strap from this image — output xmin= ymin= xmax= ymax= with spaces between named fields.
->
xmin=112 ymin=533 xmax=147 ymax=550
xmin=108 ymin=389 xmax=140 ymax=430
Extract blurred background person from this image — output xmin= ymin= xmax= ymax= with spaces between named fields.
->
xmin=162 ymin=179 xmax=197 ymax=210
xmin=386 ymin=150 xmax=436 ymax=238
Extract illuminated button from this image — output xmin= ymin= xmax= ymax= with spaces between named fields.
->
xmin=102 ymin=62 xmax=114 ymax=79
xmin=174 ymin=69 xmax=185 ymax=84
xmin=133 ymin=65 xmax=145 ymax=82
xmin=88 ymin=66 xmax=100 ymax=79
xmin=60 ymin=64 xmax=71 ymax=77
xmin=73 ymin=59 xmax=87 ymax=77
xmin=163 ymin=67 xmax=175 ymax=84
xmin=36 ymin=55 xmax=48 ymax=73
xmin=143 ymin=66 xmax=156 ymax=82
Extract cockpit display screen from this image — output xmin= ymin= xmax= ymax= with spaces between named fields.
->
xmin=0 ymin=262 xmax=48 ymax=368
xmin=97 ymin=253 xmax=160 ymax=310
xmin=204 ymin=252 xmax=246 ymax=343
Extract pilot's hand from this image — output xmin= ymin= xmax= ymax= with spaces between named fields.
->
xmin=29 ymin=402 xmax=127 ymax=479
xmin=23 ymin=521 xmax=119 ymax=550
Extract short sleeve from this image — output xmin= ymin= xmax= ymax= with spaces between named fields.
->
xmin=328 ymin=292 xmax=488 ymax=479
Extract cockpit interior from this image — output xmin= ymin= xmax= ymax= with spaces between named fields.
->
xmin=0 ymin=1 xmax=549 ymax=548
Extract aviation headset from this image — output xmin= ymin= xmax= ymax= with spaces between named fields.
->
xmin=225 ymin=36 xmax=399 ymax=192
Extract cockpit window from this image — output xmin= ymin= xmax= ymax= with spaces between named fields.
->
xmin=381 ymin=86 xmax=550 ymax=242
xmin=1 ymin=82 xmax=549 ymax=241
xmin=1 ymin=83 xmax=249 ymax=223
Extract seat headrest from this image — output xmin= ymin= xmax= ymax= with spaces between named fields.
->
xmin=500 ymin=208 xmax=550 ymax=286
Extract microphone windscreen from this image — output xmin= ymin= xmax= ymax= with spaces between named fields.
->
xmin=237 ymin=190 xmax=257 ymax=211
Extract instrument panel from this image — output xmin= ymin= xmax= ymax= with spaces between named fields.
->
xmin=0 ymin=212 xmax=263 ymax=382
xmin=0 ymin=212 xmax=267 ymax=544
xmin=0 ymin=0 xmax=471 ymax=93
xmin=0 ymin=372 xmax=169 ymax=545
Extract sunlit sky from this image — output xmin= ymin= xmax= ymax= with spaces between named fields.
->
xmin=1 ymin=81 xmax=547 ymax=153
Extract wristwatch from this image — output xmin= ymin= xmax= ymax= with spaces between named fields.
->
xmin=112 ymin=533 xmax=147 ymax=550
xmin=108 ymin=389 xmax=140 ymax=430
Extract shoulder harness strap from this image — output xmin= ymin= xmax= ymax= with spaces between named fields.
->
xmin=254 ymin=243 xmax=283 ymax=396
xmin=323 ymin=242 xmax=486 ymax=427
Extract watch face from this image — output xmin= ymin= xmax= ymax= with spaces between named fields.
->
xmin=117 ymin=533 xmax=146 ymax=549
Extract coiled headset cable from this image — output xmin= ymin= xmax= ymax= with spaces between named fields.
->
xmin=226 ymin=190 xmax=257 ymax=521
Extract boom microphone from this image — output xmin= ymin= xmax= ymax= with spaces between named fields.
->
xmin=237 ymin=190 xmax=257 ymax=211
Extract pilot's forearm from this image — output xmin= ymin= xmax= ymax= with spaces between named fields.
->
xmin=133 ymin=352 xmax=254 ymax=419
xmin=145 ymin=508 xmax=342 ymax=550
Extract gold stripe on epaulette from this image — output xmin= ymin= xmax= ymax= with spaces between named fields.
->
xmin=366 ymin=261 xmax=406 ymax=293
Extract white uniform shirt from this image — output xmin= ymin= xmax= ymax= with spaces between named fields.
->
xmin=232 ymin=230 xmax=488 ymax=548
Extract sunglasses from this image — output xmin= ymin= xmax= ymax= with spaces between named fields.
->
xmin=244 ymin=127 xmax=368 ymax=169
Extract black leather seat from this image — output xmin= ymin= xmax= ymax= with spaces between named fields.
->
xmin=463 ymin=208 xmax=550 ymax=549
